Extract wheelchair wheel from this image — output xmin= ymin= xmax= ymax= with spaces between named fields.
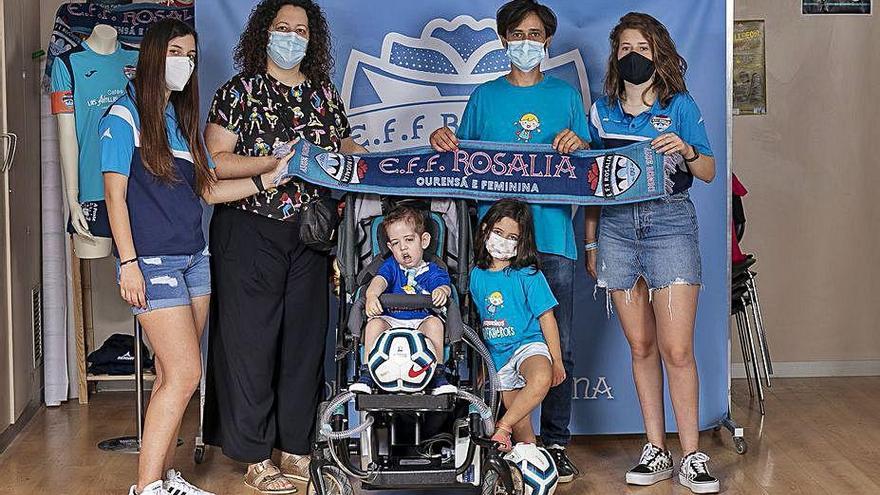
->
xmin=307 ymin=466 xmax=352 ymax=495
xmin=482 ymin=464 xmax=524 ymax=495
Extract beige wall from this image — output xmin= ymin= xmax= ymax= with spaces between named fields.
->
xmin=733 ymin=0 xmax=880 ymax=364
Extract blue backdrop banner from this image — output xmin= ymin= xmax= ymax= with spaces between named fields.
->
xmin=197 ymin=0 xmax=730 ymax=435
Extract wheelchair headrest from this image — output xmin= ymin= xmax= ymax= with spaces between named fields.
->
xmin=372 ymin=209 xmax=445 ymax=260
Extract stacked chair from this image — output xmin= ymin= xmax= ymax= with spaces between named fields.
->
xmin=730 ymin=175 xmax=772 ymax=415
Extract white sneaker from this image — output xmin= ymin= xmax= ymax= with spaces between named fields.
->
xmin=129 ymin=480 xmax=167 ymax=495
xmin=679 ymin=452 xmax=720 ymax=494
xmin=626 ymin=443 xmax=673 ymax=485
xmin=164 ymin=469 xmax=215 ymax=495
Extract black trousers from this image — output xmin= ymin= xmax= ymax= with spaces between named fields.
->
xmin=204 ymin=206 xmax=329 ymax=462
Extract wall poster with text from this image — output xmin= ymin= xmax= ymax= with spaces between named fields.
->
xmin=733 ymin=20 xmax=767 ymax=116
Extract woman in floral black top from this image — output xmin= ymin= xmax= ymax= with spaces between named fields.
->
xmin=203 ymin=1 xmax=365 ymax=492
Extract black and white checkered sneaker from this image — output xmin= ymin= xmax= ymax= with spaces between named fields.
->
xmin=625 ymin=442 xmax=674 ymax=486
xmin=679 ymin=451 xmax=720 ymax=494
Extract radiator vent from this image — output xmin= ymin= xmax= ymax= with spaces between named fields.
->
xmin=32 ymin=285 xmax=43 ymax=368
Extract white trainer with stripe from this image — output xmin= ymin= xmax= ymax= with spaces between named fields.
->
xmin=164 ymin=469 xmax=214 ymax=495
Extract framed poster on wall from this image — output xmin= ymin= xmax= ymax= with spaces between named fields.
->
xmin=733 ymin=20 xmax=767 ymax=115
xmin=803 ymin=1 xmax=871 ymax=14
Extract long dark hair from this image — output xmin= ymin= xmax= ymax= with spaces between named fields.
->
xmin=603 ymin=12 xmax=688 ymax=108
xmin=133 ymin=19 xmax=212 ymax=193
xmin=474 ymin=199 xmax=540 ymax=272
xmin=234 ymin=0 xmax=334 ymax=84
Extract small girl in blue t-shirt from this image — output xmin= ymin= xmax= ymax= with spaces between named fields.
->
xmin=470 ymin=199 xmax=565 ymax=452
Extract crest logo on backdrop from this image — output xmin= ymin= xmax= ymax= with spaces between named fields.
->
xmin=341 ymin=16 xmax=592 ymax=152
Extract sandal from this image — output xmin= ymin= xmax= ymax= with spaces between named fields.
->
xmin=491 ymin=421 xmax=514 ymax=453
xmin=244 ymin=460 xmax=298 ymax=494
xmin=280 ymin=452 xmax=311 ymax=482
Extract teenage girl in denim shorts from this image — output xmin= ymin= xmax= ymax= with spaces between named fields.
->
xmin=584 ymin=12 xmax=720 ymax=495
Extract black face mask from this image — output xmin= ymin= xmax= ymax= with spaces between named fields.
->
xmin=618 ymin=51 xmax=655 ymax=85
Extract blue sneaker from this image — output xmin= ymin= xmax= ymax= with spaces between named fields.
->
xmin=430 ymin=364 xmax=457 ymax=395
xmin=349 ymin=366 xmax=375 ymax=394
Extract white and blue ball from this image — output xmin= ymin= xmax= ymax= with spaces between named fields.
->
xmin=504 ymin=443 xmax=559 ymax=495
xmin=368 ymin=328 xmax=436 ymax=392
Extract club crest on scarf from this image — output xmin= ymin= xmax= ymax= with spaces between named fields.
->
xmin=588 ymin=154 xmax=642 ymax=198
xmin=316 ymin=151 xmax=367 ymax=184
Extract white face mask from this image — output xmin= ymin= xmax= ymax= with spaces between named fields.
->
xmin=506 ymin=40 xmax=546 ymax=72
xmin=485 ymin=232 xmax=518 ymax=261
xmin=165 ymin=56 xmax=194 ymax=92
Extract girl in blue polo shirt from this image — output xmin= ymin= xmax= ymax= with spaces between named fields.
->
xmin=100 ymin=20 xmax=291 ymax=495
xmin=584 ymin=12 xmax=719 ymax=494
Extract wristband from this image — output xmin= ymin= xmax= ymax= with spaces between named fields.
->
xmin=120 ymin=257 xmax=138 ymax=267
xmin=252 ymin=175 xmax=266 ymax=192
xmin=684 ymin=145 xmax=700 ymax=163
xmin=584 ymin=241 xmax=598 ymax=252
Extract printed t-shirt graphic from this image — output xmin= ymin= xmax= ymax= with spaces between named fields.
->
xmin=469 ymin=266 xmax=557 ymax=370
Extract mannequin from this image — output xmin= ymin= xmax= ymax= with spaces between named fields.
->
xmin=52 ymin=25 xmax=138 ymax=258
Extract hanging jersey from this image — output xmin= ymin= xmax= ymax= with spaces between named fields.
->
xmin=588 ymin=92 xmax=712 ymax=194
xmin=51 ymin=41 xmax=139 ymax=202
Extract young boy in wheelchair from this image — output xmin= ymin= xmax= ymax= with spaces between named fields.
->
xmin=349 ymin=205 xmax=457 ymax=395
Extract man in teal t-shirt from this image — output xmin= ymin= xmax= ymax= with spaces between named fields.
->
xmin=429 ymin=0 xmax=589 ymax=483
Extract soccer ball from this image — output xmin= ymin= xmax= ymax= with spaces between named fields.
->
xmin=504 ymin=443 xmax=559 ymax=495
xmin=367 ymin=328 xmax=436 ymax=392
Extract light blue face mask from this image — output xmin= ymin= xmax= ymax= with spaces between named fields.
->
xmin=506 ymin=40 xmax=545 ymax=72
xmin=267 ymin=31 xmax=308 ymax=70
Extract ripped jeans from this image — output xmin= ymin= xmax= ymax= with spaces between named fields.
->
xmin=116 ymin=246 xmax=212 ymax=316
xmin=596 ymin=191 xmax=701 ymax=312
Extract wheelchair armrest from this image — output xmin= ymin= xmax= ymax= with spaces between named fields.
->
xmin=347 ymin=296 xmax=366 ymax=339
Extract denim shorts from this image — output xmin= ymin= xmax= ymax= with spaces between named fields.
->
xmin=597 ymin=191 xmax=701 ymax=293
xmin=496 ymin=341 xmax=552 ymax=391
xmin=116 ymin=246 xmax=211 ymax=316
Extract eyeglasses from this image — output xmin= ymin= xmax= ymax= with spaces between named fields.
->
xmin=507 ymin=30 xmax=546 ymax=42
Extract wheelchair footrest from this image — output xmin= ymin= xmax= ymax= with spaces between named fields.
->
xmin=355 ymin=393 xmax=455 ymax=412
xmin=362 ymin=468 xmax=461 ymax=489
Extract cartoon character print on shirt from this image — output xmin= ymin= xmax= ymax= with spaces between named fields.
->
xmin=311 ymin=91 xmax=325 ymax=116
xmin=253 ymin=137 xmax=271 ymax=157
xmin=248 ymin=107 xmax=264 ymax=133
xmin=514 ymin=113 xmax=541 ymax=142
xmin=292 ymin=107 xmax=305 ymax=128
xmin=483 ymin=291 xmax=515 ymax=340
xmin=209 ymin=73 xmax=350 ymax=220
xmin=278 ymin=192 xmax=294 ymax=218
xmin=486 ymin=291 xmax=504 ymax=316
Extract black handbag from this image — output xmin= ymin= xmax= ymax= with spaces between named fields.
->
xmin=270 ymin=81 xmax=341 ymax=251
xmin=299 ymin=195 xmax=339 ymax=251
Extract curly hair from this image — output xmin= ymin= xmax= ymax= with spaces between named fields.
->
xmin=603 ymin=12 xmax=688 ymax=108
xmin=233 ymin=0 xmax=334 ymax=84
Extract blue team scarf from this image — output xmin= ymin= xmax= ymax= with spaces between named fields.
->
xmin=282 ymin=139 xmax=667 ymax=205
